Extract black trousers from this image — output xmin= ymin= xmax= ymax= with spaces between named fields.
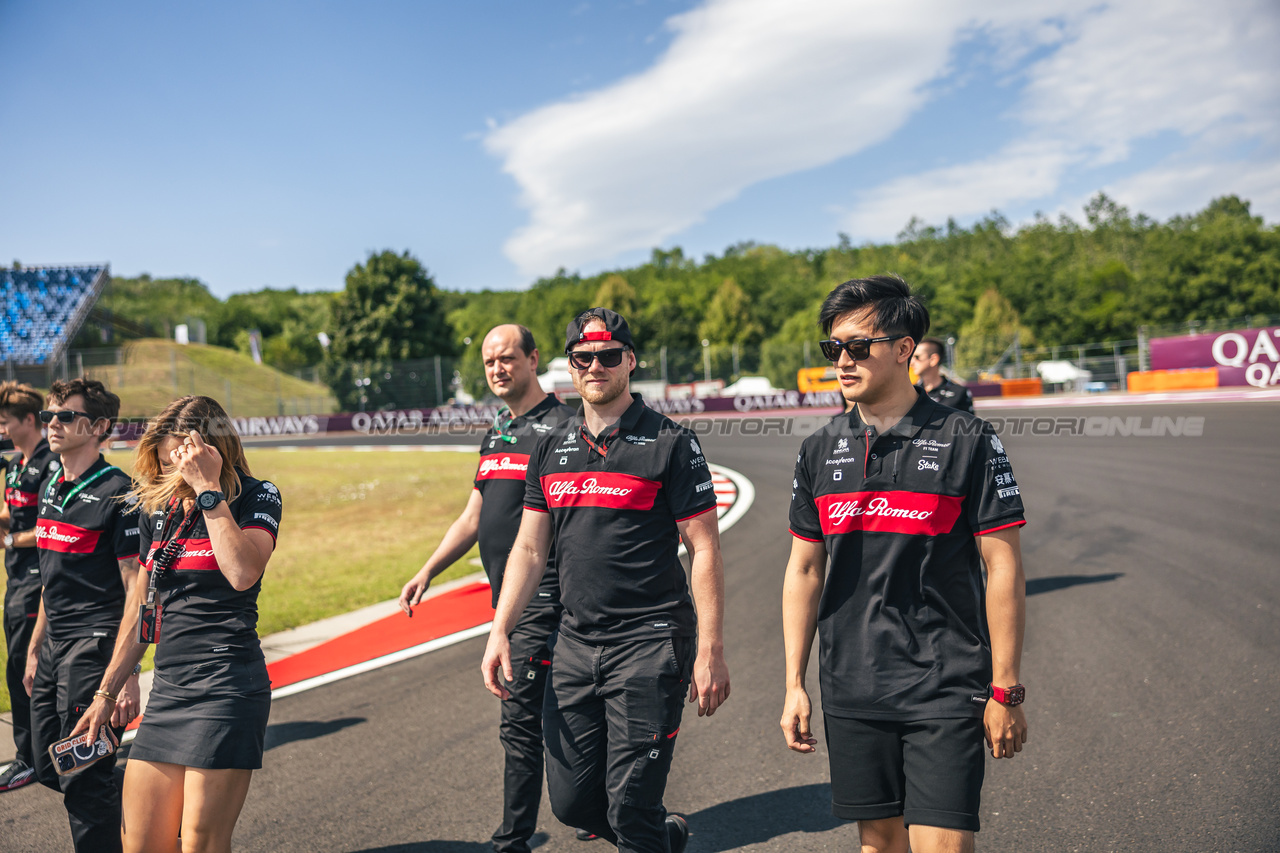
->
xmin=4 ymin=579 xmax=41 ymax=767
xmin=31 ymin=635 xmax=124 ymax=853
xmin=491 ymin=607 xmax=561 ymax=853
xmin=543 ymin=632 xmax=693 ymax=853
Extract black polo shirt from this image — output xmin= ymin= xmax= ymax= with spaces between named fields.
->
xmin=918 ymin=377 xmax=974 ymax=414
xmin=5 ymin=439 xmax=61 ymax=586
xmin=523 ymin=393 xmax=717 ymax=643
xmin=36 ymin=455 xmax=140 ymax=640
xmin=139 ymin=473 xmax=282 ymax=668
xmin=474 ymin=395 xmax=574 ymax=613
xmin=789 ymin=390 xmax=1025 ymax=721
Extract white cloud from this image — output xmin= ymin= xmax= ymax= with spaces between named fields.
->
xmin=487 ymin=0 xmax=1007 ymax=276
xmin=846 ymin=0 xmax=1280 ymax=237
xmin=487 ymin=0 xmax=1280 ymax=276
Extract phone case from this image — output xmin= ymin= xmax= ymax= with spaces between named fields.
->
xmin=49 ymin=724 xmax=119 ymax=776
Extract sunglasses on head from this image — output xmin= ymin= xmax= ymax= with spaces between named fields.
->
xmin=39 ymin=410 xmax=96 ymax=424
xmin=818 ymin=334 xmax=908 ymax=363
xmin=492 ymin=405 xmax=517 ymax=444
xmin=566 ymin=347 xmax=628 ymax=370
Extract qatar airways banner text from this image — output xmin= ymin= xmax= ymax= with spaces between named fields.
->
xmin=1149 ymin=326 xmax=1280 ymax=388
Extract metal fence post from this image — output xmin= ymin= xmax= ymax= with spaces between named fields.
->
xmin=1137 ymin=327 xmax=1149 ymax=372
xmin=660 ymin=346 xmax=668 ymax=383
xmin=803 ymin=340 xmax=811 ymax=368
xmin=434 ymin=355 xmax=444 ymax=406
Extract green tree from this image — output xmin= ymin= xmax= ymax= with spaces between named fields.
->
xmin=323 ymin=250 xmax=457 ymax=409
xmin=593 ymin=274 xmax=637 ymax=317
xmin=956 ymin=289 xmax=1034 ymax=372
xmin=698 ymin=278 xmax=763 ymax=346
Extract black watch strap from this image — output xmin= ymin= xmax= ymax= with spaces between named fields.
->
xmin=197 ymin=490 xmax=225 ymax=511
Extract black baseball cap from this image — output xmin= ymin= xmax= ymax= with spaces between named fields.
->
xmin=565 ymin=307 xmax=635 ymax=353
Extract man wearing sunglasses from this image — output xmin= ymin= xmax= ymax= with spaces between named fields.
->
xmin=482 ymin=308 xmax=728 ymax=853
xmin=399 ymin=324 xmax=579 ymax=853
xmin=910 ymin=337 xmax=974 ymax=415
xmin=27 ymin=378 xmax=140 ymax=853
xmin=781 ymin=276 xmax=1028 ymax=853
xmin=0 ymin=382 xmax=62 ymax=794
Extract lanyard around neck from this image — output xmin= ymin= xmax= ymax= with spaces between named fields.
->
xmin=43 ymin=464 xmax=116 ymax=514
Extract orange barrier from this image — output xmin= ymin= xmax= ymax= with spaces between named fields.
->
xmin=797 ymin=366 xmax=838 ymax=392
xmin=1000 ymin=378 xmax=1043 ymax=397
xmin=1126 ymin=368 xmax=1218 ymax=393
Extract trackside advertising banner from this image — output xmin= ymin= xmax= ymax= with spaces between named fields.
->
xmin=111 ymin=390 xmax=852 ymax=441
xmin=1149 ymin=326 xmax=1280 ymax=388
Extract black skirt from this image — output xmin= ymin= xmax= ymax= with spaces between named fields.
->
xmin=128 ymin=657 xmax=271 ymax=770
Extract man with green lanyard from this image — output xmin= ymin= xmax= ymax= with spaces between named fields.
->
xmin=27 ymin=378 xmax=141 ymax=853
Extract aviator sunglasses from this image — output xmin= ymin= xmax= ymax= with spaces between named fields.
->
xmin=566 ymin=347 xmax=628 ymax=370
xmin=818 ymin=334 xmax=908 ymax=363
xmin=39 ymin=409 xmax=96 ymax=424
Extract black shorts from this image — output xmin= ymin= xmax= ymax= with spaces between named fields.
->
xmin=824 ymin=714 xmax=985 ymax=832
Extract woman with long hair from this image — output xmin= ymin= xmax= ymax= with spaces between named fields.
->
xmin=73 ymin=396 xmax=282 ymax=852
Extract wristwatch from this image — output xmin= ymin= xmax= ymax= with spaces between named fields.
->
xmin=131 ymin=663 xmax=142 ymax=676
xmin=196 ymin=489 xmax=226 ymax=511
xmin=2 ymin=533 xmax=11 ymax=549
xmin=989 ymin=683 xmax=1026 ymax=706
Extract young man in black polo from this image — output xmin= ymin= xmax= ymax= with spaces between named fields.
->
xmin=27 ymin=378 xmax=141 ymax=853
xmin=910 ymin=336 xmax=974 ymax=414
xmin=482 ymin=308 xmax=729 ymax=853
xmin=781 ymin=276 xmax=1028 ymax=853
xmin=400 ymin=324 xmax=579 ymax=853
xmin=0 ymin=382 xmax=62 ymax=793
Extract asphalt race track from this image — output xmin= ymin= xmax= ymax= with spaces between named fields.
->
xmin=5 ymin=399 xmax=1278 ymax=852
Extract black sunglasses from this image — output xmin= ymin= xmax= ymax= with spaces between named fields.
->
xmin=492 ymin=405 xmax=517 ymax=444
xmin=39 ymin=409 xmax=96 ymax=424
xmin=819 ymin=333 xmax=911 ymax=361
xmin=818 ymin=335 xmax=908 ymax=363
xmin=566 ymin=347 xmax=628 ymax=370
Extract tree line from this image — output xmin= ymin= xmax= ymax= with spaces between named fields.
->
xmin=81 ymin=193 xmax=1280 ymax=405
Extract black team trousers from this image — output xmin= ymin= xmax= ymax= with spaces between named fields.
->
xmin=30 ymin=635 xmax=125 ymax=853
xmin=543 ymin=631 xmax=693 ymax=853
xmin=491 ymin=607 xmax=561 ymax=853
xmin=4 ymin=580 xmax=41 ymax=768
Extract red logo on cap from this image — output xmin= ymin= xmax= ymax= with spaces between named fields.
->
xmin=579 ymin=331 xmax=613 ymax=342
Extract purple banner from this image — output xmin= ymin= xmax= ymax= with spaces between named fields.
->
xmin=1150 ymin=326 xmax=1280 ymax=388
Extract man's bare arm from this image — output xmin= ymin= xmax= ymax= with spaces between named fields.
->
xmin=678 ymin=509 xmax=729 ymax=716
xmin=399 ymin=488 xmax=483 ymax=614
xmin=781 ymin=536 xmax=827 ymax=753
xmin=481 ymin=509 xmax=553 ymax=699
xmin=978 ymin=526 xmax=1028 ymax=758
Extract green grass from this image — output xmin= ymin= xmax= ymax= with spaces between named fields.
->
xmin=84 ymin=339 xmax=337 ymax=419
xmin=0 ymin=449 xmax=480 ymax=713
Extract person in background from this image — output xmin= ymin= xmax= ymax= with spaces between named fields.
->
xmin=28 ymin=378 xmax=140 ymax=852
xmin=74 ymin=395 xmax=282 ymax=853
xmin=0 ymin=382 xmax=62 ymax=793
xmin=910 ymin=336 xmax=974 ymax=414
xmin=399 ymin=324 xmax=582 ymax=852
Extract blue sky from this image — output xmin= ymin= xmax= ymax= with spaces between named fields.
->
xmin=2 ymin=0 xmax=1277 ymax=297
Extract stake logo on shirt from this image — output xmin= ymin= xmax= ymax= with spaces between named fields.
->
xmin=540 ymin=472 xmax=661 ymax=510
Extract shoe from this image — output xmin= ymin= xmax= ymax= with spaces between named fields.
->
xmin=664 ymin=814 xmax=689 ymax=853
xmin=0 ymin=760 xmax=36 ymax=793
xmin=574 ymin=828 xmax=599 ymax=841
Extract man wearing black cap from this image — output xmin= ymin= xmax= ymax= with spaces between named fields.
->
xmin=482 ymin=308 xmax=730 ymax=853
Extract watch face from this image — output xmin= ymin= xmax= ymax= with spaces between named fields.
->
xmin=198 ymin=492 xmax=218 ymax=510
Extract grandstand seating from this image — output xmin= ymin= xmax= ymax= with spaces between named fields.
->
xmin=0 ymin=265 xmax=108 ymax=365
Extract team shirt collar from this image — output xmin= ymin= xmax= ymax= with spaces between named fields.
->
xmin=846 ymin=388 xmax=937 ymax=442
xmin=575 ymin=392 xmax=645 ymax=443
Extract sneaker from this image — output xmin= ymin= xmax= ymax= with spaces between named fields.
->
xmin=664 ymin=814 xmax=689 ymax=853
xmin=574 ymin=828 xmax=600 ymax=841
xmin=0 ymin=760 xmax=36 ymax=793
